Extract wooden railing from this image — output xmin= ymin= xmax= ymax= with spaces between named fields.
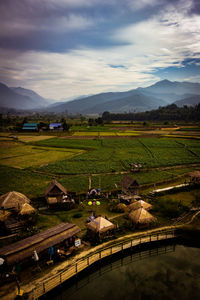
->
xmin=29 ymin=226 xmax=177 ymax=300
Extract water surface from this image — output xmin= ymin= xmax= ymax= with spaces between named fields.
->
xmin=50 ymin=244 xmax=200 ymax=300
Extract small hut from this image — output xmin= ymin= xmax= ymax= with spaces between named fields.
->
xmin=129 ymin=200 xmax=152 ymax=211
xmin=0 ymin=191 xmax=30 ymax=212
xmin=121 ymin=175 xmax=140 ymax=195
xmin=189 ymin=171 xmax=200 ymax=184
xmin=45 ymin=180 xmax=67 ymax=205
xmin=86 ymin=216 xmax=116 ymax=239
xmin=115 ymin=203 xmax=127 ymax=213
xmin=19 ymin=203 xmax=36 ymax=216
xmin=129 ymin=208 xmax=157 ymax=228
xmin=0 ymin=223 xmax=81 ymax=267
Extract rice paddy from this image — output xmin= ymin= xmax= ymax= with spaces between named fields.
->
xmin=0 ymin=131 xmax=200 ymax=198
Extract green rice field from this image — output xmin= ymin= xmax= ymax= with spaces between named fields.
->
xmin=0 ymin=134 xmax=200 ymax=198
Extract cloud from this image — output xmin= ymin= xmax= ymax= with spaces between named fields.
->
xmin=126 ymin=0 xmax=164 ymax=11
xmin=0 ymin=0 xmax=199 ymax=100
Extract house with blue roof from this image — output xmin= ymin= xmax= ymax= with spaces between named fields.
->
xmin=22 ymin=123 xmax=38 ymax=131
xmin=49 ymin=123 xmax=63 ymax=131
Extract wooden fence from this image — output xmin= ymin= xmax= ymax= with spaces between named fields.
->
xmin=30 ymin=226 xmax=177 ymax=300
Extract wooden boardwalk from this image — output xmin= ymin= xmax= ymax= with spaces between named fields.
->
xmin=28 ymin=226 xmax=177 ymax=300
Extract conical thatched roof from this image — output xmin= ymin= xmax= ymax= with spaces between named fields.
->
xmin=45 ymin=179 xmax=67 ymax=196
xmin=116 ymin=203 xmax=127 ymax=212
xmin=0 ymin=191 xmax=30 ymax=211
xmin=129 ymin=200 xmax=152 ymax=211
xmin=129 ymin=208 xmax=156 ymax=225
xmin=19 ymin=203 xmax=36 ymax=215
xmin=86 ymin=216 xmax=116 ymax=233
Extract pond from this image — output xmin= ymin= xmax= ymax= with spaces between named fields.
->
xmin=48 ymin=242 xmax=200 ymax=300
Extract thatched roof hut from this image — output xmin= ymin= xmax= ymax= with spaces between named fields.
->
xmin=116 ymin=203 xmax=127 ymax=213
xmin=129 ymin=208 xmax=157 ymax=226
xmin=129 ymin=200 xmax=152 ymax=211
xmin=87 ymin=216 xmax=116 ymax=234
xmin=45 ymin=180 xmax=67 ymax=204
xmin=19 ymin=203 xmax=36 ymax=216
xmin=121 ymin=175 xmax=139 ymax=195
xmin=45 ymin=179 xmax=67 ymax=196
xmin=0 ymin=191 xmax=30 ymax=211
xmin=0 ymin=223 xmax=80 ymax=265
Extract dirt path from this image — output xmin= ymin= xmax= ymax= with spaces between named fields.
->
xmin=31 ymin=163 xmax=200 ymax=178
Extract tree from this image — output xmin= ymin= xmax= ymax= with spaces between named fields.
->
xmin=63 ymin=121 xmax=71 ymax=131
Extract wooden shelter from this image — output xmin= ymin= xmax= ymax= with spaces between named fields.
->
xmin=189 ymin=171 xmax=200 ymax=183
xmin=0 ymin=210 xmax=11 ymax=222
xmin=86 ymin=216 xmax=116 ymax=239
xmin=19 ymin=203 xmax=36 ymax=216
xmin=0 ymin=223 xmax=80 ymax=266
xmin=121 ymin=175 xmax=140 ymax=195
xmin=45 ymin=180 xmax=67 ymax=204
xmin=0 ymin=191 xmax=30 ymax=212
xmin=129 ymin=200 xmax=152 ymax=211
xmin=129 ymin=208 xmax=157 ymax=228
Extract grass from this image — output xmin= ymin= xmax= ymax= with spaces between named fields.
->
xmin=33 ymin=137 xmax=200 ymax=174
xmin=0 ymin=165 xmax=51 ymax=198
xmin=0 ymin=135 xmax=200 ymax=199
xmin=73 ymin=132 xmax=99 ymax=136
xmin=0 ymin=143 xmax=84 ymax=169
xmin=157 ymin=188 xmax=200 ymax=207
xmin=37 ymin=199 xmax=119 ymax=230
xmin=17 ymin=135 xmax=55 ymax=142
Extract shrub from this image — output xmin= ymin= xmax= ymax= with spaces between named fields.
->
xmin=72 ymin=212 xmax=83 ymax=218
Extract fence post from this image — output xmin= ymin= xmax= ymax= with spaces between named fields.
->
xmin=60 ymin=273 xmax=62 ymax=283
xmin=131 ymin=240 xmax=133 ymax=249
xmin=99 ymin=250 xmax=101 ymax=259
xmin=87 ymin=257 xmax=89 ymax=266
xmin=110 ymin=247 xmax=112 ymax=255
xmin=76 ymin=263 xmax=78 ymax=273
xmin=43 ymin=282 xmax=45 ymax=293
xmin=121 ymin=243 xmax=123 ymax=251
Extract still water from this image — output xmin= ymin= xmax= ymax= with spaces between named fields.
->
xmin=50 ymin=243 xmax=200 ymax=300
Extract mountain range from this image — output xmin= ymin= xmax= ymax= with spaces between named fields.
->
xmin=0 ymin=79 xmax=200 ymax=114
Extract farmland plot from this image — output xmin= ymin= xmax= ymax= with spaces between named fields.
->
xmin=36 ymin=137 xmax=200 ymax=175
xmin=0 ymin=143 xmax=84 ymax=169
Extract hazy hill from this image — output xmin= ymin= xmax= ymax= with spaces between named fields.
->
xmin=0 ymin=82 xmax=36 ymax=110
xmin=1 ymin=79 xmax=200 ymax=113
xmin=10 ymin=87 xmax=50 ymax=107
xmin=47 ymin=80 xmax=200 ymax=114
xmin=174 ymin=95 xmax=200 ymax=107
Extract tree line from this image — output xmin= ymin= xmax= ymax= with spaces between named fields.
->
xmin=102 ymin=104 xmax=200 ymax=121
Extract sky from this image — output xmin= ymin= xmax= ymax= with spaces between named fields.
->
xmin=0 ymin=0 xmax=200 ymax=101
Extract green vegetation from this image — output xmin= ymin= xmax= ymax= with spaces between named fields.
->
xmin=36 ymin=138 xmax=200 ymax=174
xmin=0 ymin=142 xmax=84 ymax=169
xmin=0 ymin=135 xmax=200 ymax=199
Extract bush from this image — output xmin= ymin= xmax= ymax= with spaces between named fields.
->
xmin=153 ymin=198 xmax=188 ymax=219
xmin=72 ymin=212 xmax=83 ymax=218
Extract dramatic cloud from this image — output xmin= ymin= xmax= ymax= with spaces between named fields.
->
xmin=0 ymin=0 xmax=199 ymax=99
